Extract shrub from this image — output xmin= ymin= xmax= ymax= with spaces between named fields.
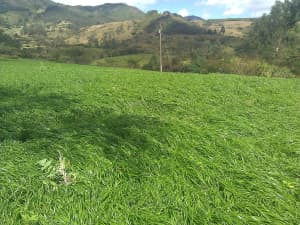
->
xmin=230 ymin=57 xmax=295 ymax=78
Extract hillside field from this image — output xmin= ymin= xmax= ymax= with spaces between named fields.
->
xmin=0 ymin=59 xmax=299 ymax=224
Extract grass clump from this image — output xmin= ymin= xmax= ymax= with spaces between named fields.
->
xmin=0 ymin=59 xmax=299 ymax=224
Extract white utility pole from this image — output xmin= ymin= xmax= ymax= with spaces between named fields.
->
xmin=159 ymin=24 xmax=163 ymax=73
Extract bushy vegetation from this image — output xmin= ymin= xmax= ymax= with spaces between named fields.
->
xmin=0 ymin=29 xmax=19 ymax=45
xmin=0 ymin=29 xmax=21 ymax=55
xmin=241 ymin=0 xmax=300 ymax=74
xmin=0 ymin=59 xmax=299 ymax=224
xmin=185 ymin=56 xmax=295 ymax=78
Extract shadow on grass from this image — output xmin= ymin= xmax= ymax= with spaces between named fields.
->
xmin=102 ymin=114 xmax=172 ymax=176
xmin=0 ymin=86 xmax=80 ymax=142
xmin=0 ymin=86 xmax=173 ymax=176
xmin=60 ymin=110 xmax=173 ymax=177
xmin=0 ymin=86 xmax=79 ymax=113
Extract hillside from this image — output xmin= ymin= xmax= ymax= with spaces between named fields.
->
xmin=65 ymin=20 xmax=137 ymax=45
xmin=0 ymin=0 xmax=144 ymax=27
xmin=0 ymin=1 xmax=253 ymax=74
xmin=63 ymin=15 xmax=252 ymax=48
xmin=1 ymin=10 xmax=252 ymax=75
xmin=143 ymin=14 xmax=211 ymax=35
xmin=0 ymin=0 xmax=298 ymax=77
xmin=0 ymin=58 xmax=299 ymax=224
xmin=194 ymin=19 xmax=253 ymax=37
xmin=63 ymin=13 xmax=217 ymax=46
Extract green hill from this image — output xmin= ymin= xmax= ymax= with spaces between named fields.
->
xmin=0 ymin=0 xmax=144 ymax=27
xmin=144 ymin=14 xmax=211 ymax=35
xmin=0 ymin=59 xmax=299 ymax=224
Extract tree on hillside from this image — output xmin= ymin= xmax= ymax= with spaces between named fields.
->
xmin=88 ymin=35 xmax=99 ymax=48
xmin=241 ymin=0 xmax=300 ymax=74
xmin=220 ymin=25 xmax=225 ymax=36
xmin=245 ymin=0 xmax=300 ymax=52
xmin=101 ymin=32 xmax=116 ymax=49
xmin=22 ymin=23 xmax=47 ymax=36
xmin=0 ymin=30 xmax=20 ymax=48
xmin=53 ymin=36 xmax=65 ymax=48
xmin=0 ymin=29 xmax=21 ymax=56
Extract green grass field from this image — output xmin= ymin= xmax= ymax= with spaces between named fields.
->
xmin=0 ymin=59 xmax=299 ymax=224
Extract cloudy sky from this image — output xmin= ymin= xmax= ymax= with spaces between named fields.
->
xmin=52 ymin=0 xmax=279 ymax=19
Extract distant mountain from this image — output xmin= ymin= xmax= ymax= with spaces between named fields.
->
xmin=185 ymin=16 xmax=204 ymax=21
xmin=0 ymin=0 xmax=145 ymax=27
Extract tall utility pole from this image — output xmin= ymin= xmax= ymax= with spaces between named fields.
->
xmin=159 ymin=24 xmax=163 ymax=73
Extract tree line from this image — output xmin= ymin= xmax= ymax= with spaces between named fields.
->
xmin=241 ymin=0 xmax=300 ymax=74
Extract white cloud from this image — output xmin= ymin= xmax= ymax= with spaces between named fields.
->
xmin=201 ymin=12 xmax=210 ymax=19
xmin=52 ymin=0 xmax=156 ymax=7
xmin=198 ymin=0 xmax=282 ymax=17
xmin=178 ymin=8 xmax=189 ymax=17
xmin=224 ymin=6 xmax=244 ymax=16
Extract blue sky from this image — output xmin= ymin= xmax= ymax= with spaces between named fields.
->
xmin=52 ymin=0 xmax=279 ymax=19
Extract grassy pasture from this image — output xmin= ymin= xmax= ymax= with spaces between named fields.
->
xmin=0 ymin=59 xmax=299 ymax=224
